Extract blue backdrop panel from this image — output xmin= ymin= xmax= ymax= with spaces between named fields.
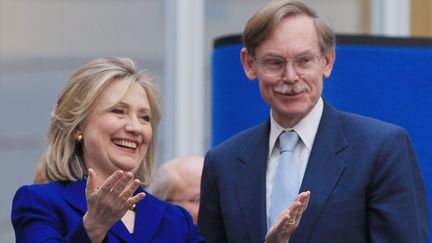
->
xmin=212 ymin=34 xmax=432 ymax=235
xmin=212 ymin=44 xmax=270 ymax=145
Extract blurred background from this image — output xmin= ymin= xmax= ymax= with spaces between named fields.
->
xmin=1 ymin=0 xmax=431 ymax=241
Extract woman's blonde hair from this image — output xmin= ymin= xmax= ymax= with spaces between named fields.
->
xmin=39 ymin=57 xmax=161 ymax=187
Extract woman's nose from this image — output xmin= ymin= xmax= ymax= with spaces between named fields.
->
xmin=124 ymin=116 xmax=141 ymax=135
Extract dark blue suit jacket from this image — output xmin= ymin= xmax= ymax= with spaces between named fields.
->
xmin=199 ymin=102 xmax=429 ymax=243
xmin=12 ymin=179 xmax=205 ymax=243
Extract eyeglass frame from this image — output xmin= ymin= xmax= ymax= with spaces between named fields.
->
xmin=253 ymin=53 xmax=323 ymax=77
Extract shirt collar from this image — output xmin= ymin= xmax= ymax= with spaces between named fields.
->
xmin=269 ymin=98 xmax=324 ymax=155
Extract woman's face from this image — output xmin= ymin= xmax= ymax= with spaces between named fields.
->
xmin=81 ymin=79 xmax=152 ymax=181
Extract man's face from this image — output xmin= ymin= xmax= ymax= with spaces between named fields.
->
xmin=241 ymin=15 xmax=335 ymax=128
xmin=171 ymin=182 xmax=201 ymax=224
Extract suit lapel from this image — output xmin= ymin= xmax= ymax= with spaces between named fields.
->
xmin=290 ymin=103 xmax=348 ymax=243
xmin=235 ymin=121 xmax=270 ymax=242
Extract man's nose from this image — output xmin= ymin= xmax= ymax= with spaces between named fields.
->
xmin=282 ymin=61 xmax=299 ymax=82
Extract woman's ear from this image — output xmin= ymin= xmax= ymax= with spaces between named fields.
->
xmin=322 ymin=50 xmax=335 ymax=78
xmin=240 ymin=48 xmax=258 ymax=80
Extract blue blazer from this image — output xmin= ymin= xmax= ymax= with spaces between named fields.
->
xmin=199 ymin=102 xmax=429 ymax=243
xmin=12 ymin=179 xmax=205 ymax=243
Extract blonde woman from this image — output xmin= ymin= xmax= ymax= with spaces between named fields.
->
xmin=12 ymin=57 xmax=204 ymax=243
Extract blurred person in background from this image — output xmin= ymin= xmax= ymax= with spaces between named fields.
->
xmin=148 ymin=156 xmax=203 ymax=224
xmin=11 ymin=57 xmax=205 ymax=243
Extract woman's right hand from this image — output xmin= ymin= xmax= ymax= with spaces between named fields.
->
xmin=83 ymin=168 xmax=145 ymax=243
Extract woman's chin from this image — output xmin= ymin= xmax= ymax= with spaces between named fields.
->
xmin=111 ymin=159 xmax=140 ymax=173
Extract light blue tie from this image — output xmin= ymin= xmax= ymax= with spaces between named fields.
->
xmin=270 ymin=131 xmax=299 ymax=225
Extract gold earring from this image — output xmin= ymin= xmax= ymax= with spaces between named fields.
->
xmin=76 ymin=133 xmax=83 ymax=143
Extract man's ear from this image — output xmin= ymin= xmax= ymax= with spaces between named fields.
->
xmin=240 ymin=48 xmax=258 ymax=80
xmin=322 ymin=50 xmax=335 ymax=78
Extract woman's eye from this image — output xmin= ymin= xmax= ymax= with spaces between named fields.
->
xmin=111 ymin=108 xmax=125 ymax=115
xmin=140 ymin=115 xmax=151 ymax=122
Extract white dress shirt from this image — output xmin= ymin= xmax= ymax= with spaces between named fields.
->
xmin=266 ymin=98 xmax=324 ymax=228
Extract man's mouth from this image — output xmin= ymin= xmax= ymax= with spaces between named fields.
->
xmin=273 ymin=83 xmax=308 ymax=95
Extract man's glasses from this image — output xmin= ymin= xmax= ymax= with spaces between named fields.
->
xmin=254 ymin=54 xmax=321 ymax=77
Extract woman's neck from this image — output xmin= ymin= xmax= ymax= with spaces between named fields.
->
xmin=122 ymin=210 xmax=136 ymax=233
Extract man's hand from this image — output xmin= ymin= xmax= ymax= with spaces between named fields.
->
xmin=265 ymin=191 xmax=310 ymax=243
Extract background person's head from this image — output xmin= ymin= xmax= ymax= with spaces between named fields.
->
xmin=240 ymin=0 xmax=336 ymax=128
xmin=39 ymin=57 xmax=161 ymax=187
xmin=148 ymin=156 xmax=204 ymax=224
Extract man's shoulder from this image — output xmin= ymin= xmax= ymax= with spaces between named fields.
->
xmin=338 ymin=109 xmax=403 ymax=132
xmin=327 ymin=104 xmax=407 ymax=140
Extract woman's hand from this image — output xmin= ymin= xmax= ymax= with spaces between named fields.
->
xmin=83 ymin=168 xmax=145 ymax=243
xmin=265 ymin=191 xmax=311 ymax=243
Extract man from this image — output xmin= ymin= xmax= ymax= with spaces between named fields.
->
xmin=199 ymin=1 xmax=429 ymax=243
xmin=148 ymin=156 xmax=204 ymax=224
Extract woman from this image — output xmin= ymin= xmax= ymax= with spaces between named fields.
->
xmin=11 ymin=57 xmax=205 ymax=243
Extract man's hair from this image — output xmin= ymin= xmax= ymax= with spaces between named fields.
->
xmin=148 ymin=157 xmax=204 ymax=200
xmin=242 ymin=0 xmax=335 ymax=57
xmin=40 ymin=57 xmax=161 ymax=187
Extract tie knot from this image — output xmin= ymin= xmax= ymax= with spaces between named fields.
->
xmin=279 ymin=131 xmax=298 ymax=153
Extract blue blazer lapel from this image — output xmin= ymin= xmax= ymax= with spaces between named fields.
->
xmin=290 ymin=103 xmax=348 ymax=243
xmin=235 ymin=120 xmax=270 ymax=242
xmin=63 ymin=180 xmax=133 ymax=241
xmin=108 ymin=188 xmax=166 ymax=242
xmin=63 ymin=179 xmax=87 ymax=214
xmin=133 ymin=191 xmax=165 ymax=242
xmin=63 ymin=180 xmax=164 ymax=242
